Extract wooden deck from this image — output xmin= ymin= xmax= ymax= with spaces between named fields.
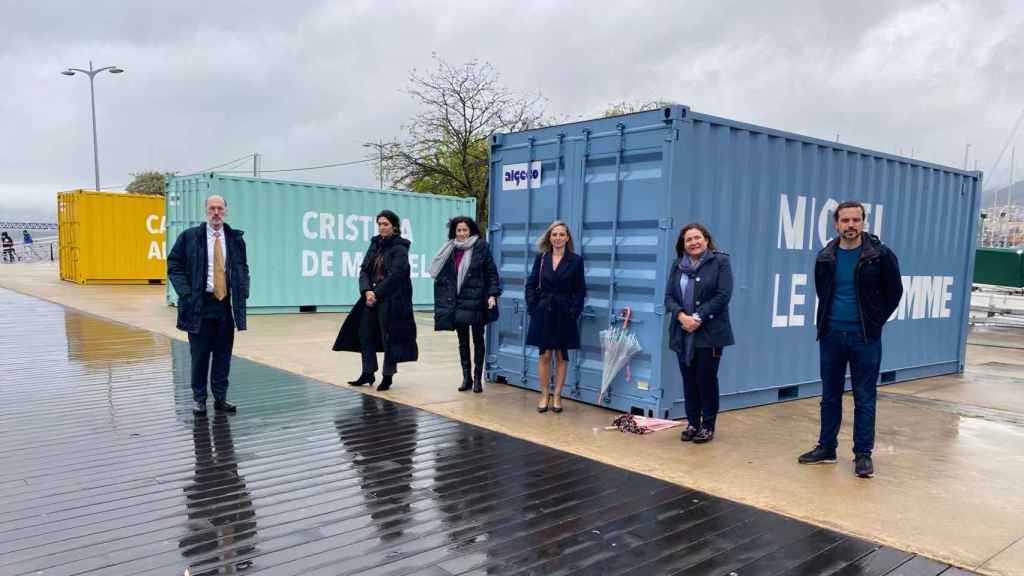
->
xmin=0 ymin=288 xmax=973 ymax=576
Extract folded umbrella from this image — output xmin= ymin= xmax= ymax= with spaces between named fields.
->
xmin=598 ymin=307 xmax=642 ymax=404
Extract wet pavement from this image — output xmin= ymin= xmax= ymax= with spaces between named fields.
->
xmin=0 ymin=288 xmax=979 ymax=576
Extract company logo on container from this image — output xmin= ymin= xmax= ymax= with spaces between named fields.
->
xmin=501 ymin=162 xmax=542 ymax=191
xmin=506 ymin=167 xmax=538 ymax=186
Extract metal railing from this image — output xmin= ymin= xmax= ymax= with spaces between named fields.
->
xmin=1 ymin=239 xmax=59 ymax=264
xmin=970 ymin=285 xmax=1024 ymax=328
xmin=0 ymin=222 xmax=58 ymax=231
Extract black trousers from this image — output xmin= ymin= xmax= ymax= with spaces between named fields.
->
xmin=456 ymin=323 xmax=485 ymax=374
xmin=677 ymin=347 xmax=722 ymax=431
xmin=359 ymin=304 xmax=396 ymax=376
xmin=187 ymin=295 xmax=235 ymax=403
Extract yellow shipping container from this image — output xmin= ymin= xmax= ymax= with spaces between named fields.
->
xmin=58 ymin=190 xmax=167 ymax=284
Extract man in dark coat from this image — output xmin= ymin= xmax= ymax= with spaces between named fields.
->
xmin=167 ymin=195 xmax=250 ymax=415
xmin=333 ymin=210 xmax=418 ymax=391
xmin=799 ymin=200 xmax=903 ymax=479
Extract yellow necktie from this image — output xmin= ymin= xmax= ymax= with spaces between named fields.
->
xmin=213 ymin=232 xmax=227 ymax=301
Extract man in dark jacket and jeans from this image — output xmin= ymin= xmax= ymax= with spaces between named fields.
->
xmin=799 ymin=200 xmax=902 ymax=478
xmin=167 ymin=195 xmax=250 ymax=415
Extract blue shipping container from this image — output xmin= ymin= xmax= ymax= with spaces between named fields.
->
xmin=486 ymin=105 xmax=981 ymax=416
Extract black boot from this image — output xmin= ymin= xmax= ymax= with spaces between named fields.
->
xmin=376 ymin=374 xmax=393 ymax=391
xmin=472 ymin=325 xmax=485 ymax=393
xmin=472 ymin=363 xmax=484 ymax=393
xmin=348 ymin=373 xmax=374 ymax=386
xmin=458 ymin=370 xmax=473 ymax=392
xmin=457 ymin=328 xmax=473 ymax=391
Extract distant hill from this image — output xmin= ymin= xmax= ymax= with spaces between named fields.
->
xmin=982 ymin=179 xmax=1024 ymax=208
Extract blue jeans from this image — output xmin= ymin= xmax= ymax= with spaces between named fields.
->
xmin=818 ymin=329 xmax=881 ymax=455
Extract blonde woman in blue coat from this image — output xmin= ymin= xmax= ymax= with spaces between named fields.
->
xmin=525 ymin=221 xmax=586 ymax=413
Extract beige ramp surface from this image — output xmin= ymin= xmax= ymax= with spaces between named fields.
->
xmin=3 ymin=262 xmax=1024 ymax=575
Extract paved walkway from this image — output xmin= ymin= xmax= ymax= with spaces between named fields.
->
xmin=0 ymin=289 xmax=976 ymax=576
xmin=2 ymin=263 xmax=1024 ymax=575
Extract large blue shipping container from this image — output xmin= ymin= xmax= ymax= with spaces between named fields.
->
xmin=486 ymin=105 xmax=981 ymax=417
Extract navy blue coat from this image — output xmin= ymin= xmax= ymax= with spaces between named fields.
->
xmin=814 ymin=232 xmax=902 ymax=340
xmin=664 ymin=251 xmax=734 ymax=352
xmin=525 ymin=251 xmax=586 ymax=351
xmin=166 ymin=223 xmax=250 ymax=333
xmin=433 ymin=239 xmax=502 ymax=330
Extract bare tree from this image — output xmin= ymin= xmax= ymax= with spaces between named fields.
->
xmin=601 ymin=100 xmax=676 ymax=117
xmin=375 ymin=57 xmax=545 ymax=227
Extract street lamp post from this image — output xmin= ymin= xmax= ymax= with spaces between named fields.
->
xmin=62 ymin=61 xmax=124 ymax=192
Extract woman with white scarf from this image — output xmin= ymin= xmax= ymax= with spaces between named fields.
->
xmin=429 ymin=216 xmax=502 ymax=393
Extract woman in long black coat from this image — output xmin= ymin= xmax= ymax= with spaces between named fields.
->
xmin=333 ymin=210 xmax=418 ymax=391
xmin=665 ymin=222 xmax=734 ymax=443
xmin=429 ymin=216 xmax=502 ymax=393
xmin=525 ymin=220 xmax=586 ymax=413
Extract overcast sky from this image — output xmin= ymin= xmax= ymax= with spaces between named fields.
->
xmin=1 ymin=0 xmax=1021 ymax=221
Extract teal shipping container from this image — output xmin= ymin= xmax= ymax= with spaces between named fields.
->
xmin=164 ymin=174 xmax=476 ymax=312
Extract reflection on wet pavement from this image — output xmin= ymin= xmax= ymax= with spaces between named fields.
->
xmin=0 ymin=288 xmax=973 ymax=575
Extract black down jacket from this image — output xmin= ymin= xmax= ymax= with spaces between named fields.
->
xmin=332 ymin=234 xmax=419 ymax=364
xmin=433 ymin=239 xmax=502 ymax=330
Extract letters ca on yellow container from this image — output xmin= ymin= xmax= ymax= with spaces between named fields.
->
xmin=58 ymin=190 xmax=167 ymax=284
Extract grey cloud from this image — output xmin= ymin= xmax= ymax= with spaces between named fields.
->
xmin=1 ymin=0 xmax=1021 ymax=223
